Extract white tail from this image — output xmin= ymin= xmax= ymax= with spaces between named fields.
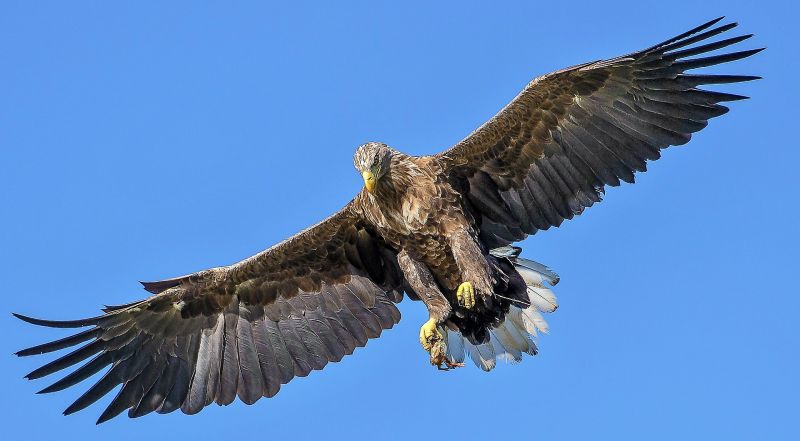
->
xmin=443 ymin=249 xmax=559 ymax=371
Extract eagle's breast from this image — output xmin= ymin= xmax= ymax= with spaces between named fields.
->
xmin=356 ymin=156 xmax=459 ymax=239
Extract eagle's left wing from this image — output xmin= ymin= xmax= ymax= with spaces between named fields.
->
xmin=15 ymin=202 xmax=404 ymax=423
xmin=436 ymin=18 xmax=761 ymax=247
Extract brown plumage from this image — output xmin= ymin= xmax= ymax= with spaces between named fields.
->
xmin=15 ymin=17 xmax=760 ymax=423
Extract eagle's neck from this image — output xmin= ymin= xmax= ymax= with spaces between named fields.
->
xmin=373 ymin=152 xmax=416 ymax=204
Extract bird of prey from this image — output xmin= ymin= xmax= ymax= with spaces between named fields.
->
xmin=15 ymin=17 xmax=760 ymax=423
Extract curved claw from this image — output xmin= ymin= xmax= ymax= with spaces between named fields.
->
xmin=456 ymin=281 xmax=475 ymax=309
xmin=419 ymin=318 xmax=442 ymax=352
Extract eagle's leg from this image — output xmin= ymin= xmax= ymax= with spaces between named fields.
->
xmin=449 ymin=227 xmax=494 ymax=309
xmin=396 ymin=250 xmax=453 ymax=358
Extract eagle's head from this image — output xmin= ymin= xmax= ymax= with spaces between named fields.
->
xmin=353 ymin=142 xmax=393 ymax=193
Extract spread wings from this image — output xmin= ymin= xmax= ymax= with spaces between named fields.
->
xmin=15 ymin=202 xmax=404 ymax=423
xmin=438 ymin=17 xmax=762 ymax=247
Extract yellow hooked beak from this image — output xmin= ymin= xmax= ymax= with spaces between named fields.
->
xmin=362 ymin=171 xmax=376 ymax=193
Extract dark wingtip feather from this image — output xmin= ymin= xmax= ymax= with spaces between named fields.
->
xmin=675 ymin=47 xmax=765 ymax=71
xmin=666 ymin=34 xmax=755 ymax=60
xmin=13 ymin=313 xmax=39 ymax=325
xmin=689 ymin=74 xmax=762 ymax=84
xmin=654 ymin=22 xmax=740 ymax=56
xmin=720 ymin=93 xmax=750 ymax=101
xmin=35 ymin=353 xmax=112 ymax=393
xmin=13 ymin=312 xmax=102 ymax=329
xmin=63 ymin=399 xmax=86 ymax=417
xmin=692 ymin=16 xmax=728 ymax=34
xmin=96 ymin=409 xmax=118 ymax=425
xmin=24 ymin=340 xmax=105 ymax=380
xmin=16 ymin=328 xmax=100 ymax=357
xmin=647 ymin=16 xmax=728 ymax=52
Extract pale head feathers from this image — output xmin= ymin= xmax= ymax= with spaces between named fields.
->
xmin=353 ymin=142 xmax=393 ymax=177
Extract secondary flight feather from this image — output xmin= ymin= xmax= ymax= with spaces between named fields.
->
xmin=15 ymin=17 xmax=761 ymax=423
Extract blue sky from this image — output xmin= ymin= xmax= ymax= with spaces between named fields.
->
xmin=0 ymin=1 xmax=796 ymax=439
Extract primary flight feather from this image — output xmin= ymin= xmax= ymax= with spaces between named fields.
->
xmin=15 ymin=17 xmax=761 ymax=423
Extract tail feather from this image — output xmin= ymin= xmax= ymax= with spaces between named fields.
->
xmin=528 ymin=285 xmax=558 ymax=313
xmin=514 ymin=257 xmax=560 ymax=286
xmin=445 ymin=249 xmax=558 ymax=371
xmin=521 ymin=307 xmax=549 ymax=334
xmin=507 ymin=306 xmax=531 ymax=337
xmin=446 ymin=329 xmax=466 ymax=363
xmin=464 ymin=337 xmax=497 ymax=371
xmin=502 ymin=314 xmax=537 ymax=356
xmin=490 ymin=326 xmax=523 ymax=362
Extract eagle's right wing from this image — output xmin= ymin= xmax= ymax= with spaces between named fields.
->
xmin=15 ymin=202 xmax=404 ymax=423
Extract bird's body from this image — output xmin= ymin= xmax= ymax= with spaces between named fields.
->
xmin=15 ymin=17 xmax=761 ymax=423
xmin=353 ymin=152 xmax=475 ymax=292
xmin=352 ymin=147 xmax=526 ymax=344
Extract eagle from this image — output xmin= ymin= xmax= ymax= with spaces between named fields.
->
xmin=15 ymin=17 xmax=760 ymax=423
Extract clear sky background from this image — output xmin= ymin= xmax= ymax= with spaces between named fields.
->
xmin=0 ymin=1 xmax=796 ymax=439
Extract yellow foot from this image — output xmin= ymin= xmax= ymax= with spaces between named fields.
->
xmin=456 ymin=281 xmax=476 ymax=309
xmin=419 ymin=318 xmax=443 ymax=352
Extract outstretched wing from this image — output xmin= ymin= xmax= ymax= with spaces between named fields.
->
xmin=437 ymin=17 xmax=761 ymax=247
xmin=15 ymin=202 xmax=404 ymax=423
